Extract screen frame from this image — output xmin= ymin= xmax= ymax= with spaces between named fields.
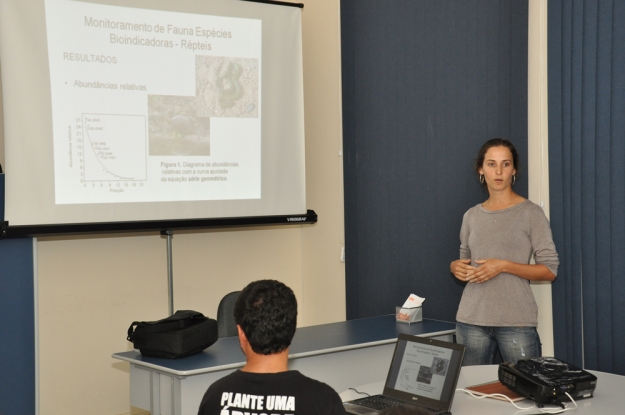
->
xmin=0 ymin=0 xmax=311 ymax=236
xmin=382 ymin=334 xmax=466 ymax=411
xmin=0 ymin=209 xmax=317 ymax=238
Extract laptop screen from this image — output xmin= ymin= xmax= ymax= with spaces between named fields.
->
xmin=383 ymin=334 xmax=465 ymax=410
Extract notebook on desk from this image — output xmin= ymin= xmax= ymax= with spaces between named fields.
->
xmin=343 ymin=334 xmax=465 ymax=415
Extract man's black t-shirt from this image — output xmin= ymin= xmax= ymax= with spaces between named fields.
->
xmin=197 ymin=370 xmax=346 ymax=415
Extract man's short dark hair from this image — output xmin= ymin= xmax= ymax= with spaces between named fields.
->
xmin=234 ymin=279 xmax=298 ymax=355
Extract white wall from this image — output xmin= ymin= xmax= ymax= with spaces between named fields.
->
xmin=528 ymin=0 xmax=554 ymax=356
xmin=0 ymin=64 xmax=4 ymax=167
xmin=300 ymin=0 xmax=346 ymax=326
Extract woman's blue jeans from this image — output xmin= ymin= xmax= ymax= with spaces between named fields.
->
xmin=456 ymin=322 xmax=542 ymax=366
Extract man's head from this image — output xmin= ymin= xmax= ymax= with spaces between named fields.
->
xmin=234 ymin=279 xmax=298 ymax=355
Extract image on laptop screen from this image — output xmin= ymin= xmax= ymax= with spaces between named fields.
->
xmin=383 ymin=335 xmax=465 ymax=409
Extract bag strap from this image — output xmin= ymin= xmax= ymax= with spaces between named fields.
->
xmin=127 ymin=310 xmax=206 ymax=341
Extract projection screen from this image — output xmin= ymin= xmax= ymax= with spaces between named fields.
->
xmin=0 ymin=0 xmax=310 ymax=235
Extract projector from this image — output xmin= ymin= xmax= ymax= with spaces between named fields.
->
xmin=499 ymin=357 xmax=597 ymax=405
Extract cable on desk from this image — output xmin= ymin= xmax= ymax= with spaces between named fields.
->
xmin=348 ymin=388 xmax=371 ymax=397
xmin=455 ymin=389 xmax=578 ymax=414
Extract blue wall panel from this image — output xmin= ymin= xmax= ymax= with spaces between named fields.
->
xmin=0 ymin=238 xmax=35 ymax=415
xmin=341 ymin=0 xmax=529 ymax=321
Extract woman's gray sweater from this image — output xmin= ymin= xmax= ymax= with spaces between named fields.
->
xmin=456 ymin=200 xmax=559 ymax=327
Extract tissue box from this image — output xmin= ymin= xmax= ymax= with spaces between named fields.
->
xmin=395 ymin=306 xmax=422 ymax=324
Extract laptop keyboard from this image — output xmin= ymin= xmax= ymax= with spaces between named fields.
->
xmin=350 ymin=396 xmax=445 ymax=415
xmin=353 ymin=396 xmax=403 ymax=410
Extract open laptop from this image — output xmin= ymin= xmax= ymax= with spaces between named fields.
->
xmin=344 ymin=334 xmax=466 ymax=415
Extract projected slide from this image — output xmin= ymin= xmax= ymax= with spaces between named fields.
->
xmin=45 ymin=0 xmax=261 ymax=204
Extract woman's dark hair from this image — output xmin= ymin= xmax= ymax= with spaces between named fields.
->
xmin=234 ymin=279 xmax=298 ymax=355
xmin=475 ymin=138 xmax=520 ymax=184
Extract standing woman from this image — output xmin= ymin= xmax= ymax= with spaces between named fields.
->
xmin=450 ymin=138 xmax=559 ymax=366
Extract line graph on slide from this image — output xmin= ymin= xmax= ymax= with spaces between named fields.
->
xmin=82 ymin=114 xmax=147 ymax=182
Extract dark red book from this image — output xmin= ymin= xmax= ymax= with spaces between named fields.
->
xmin=466 ymin=380 xmax=526 ymax=402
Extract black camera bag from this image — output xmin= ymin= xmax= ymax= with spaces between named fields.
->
xmin=127 ymin=310 xmax=218 ymax=359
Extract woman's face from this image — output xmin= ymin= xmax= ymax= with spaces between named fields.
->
xmin=478 ymin=146 xmax=516 ymax=191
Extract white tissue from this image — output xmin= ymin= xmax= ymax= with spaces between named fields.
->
xmin=401 ymin=293 xmax=425 ymax=308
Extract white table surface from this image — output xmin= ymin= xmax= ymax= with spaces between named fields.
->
xmin=340 ymin=364 xmax=625 ymax=414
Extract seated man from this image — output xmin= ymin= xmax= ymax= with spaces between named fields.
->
xmin=198 ymin=279 xmax=346 ymax=415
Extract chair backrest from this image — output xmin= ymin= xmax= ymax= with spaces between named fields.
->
xmin=217 ymin=291 xmax=241 ymax=338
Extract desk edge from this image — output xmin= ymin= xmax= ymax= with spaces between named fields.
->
xmin=112 ymin=328 xmax=456 ymax=377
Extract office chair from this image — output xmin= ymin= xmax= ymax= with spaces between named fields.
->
xmin=217 ymin=291 xmax=240 ymax=338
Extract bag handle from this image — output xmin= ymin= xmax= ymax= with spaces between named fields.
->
xmin=127 ymin=310 xmax=206 ymax=341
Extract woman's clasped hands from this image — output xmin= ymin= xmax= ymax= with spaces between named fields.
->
xmin=451 ymin=258 xmax=506 ymax=284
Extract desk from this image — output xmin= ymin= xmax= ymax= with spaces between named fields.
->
xmin=340 ymin=365 xmax=625 ymax=414
xmin=113 ymin=315 xmax=455 ymax=415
